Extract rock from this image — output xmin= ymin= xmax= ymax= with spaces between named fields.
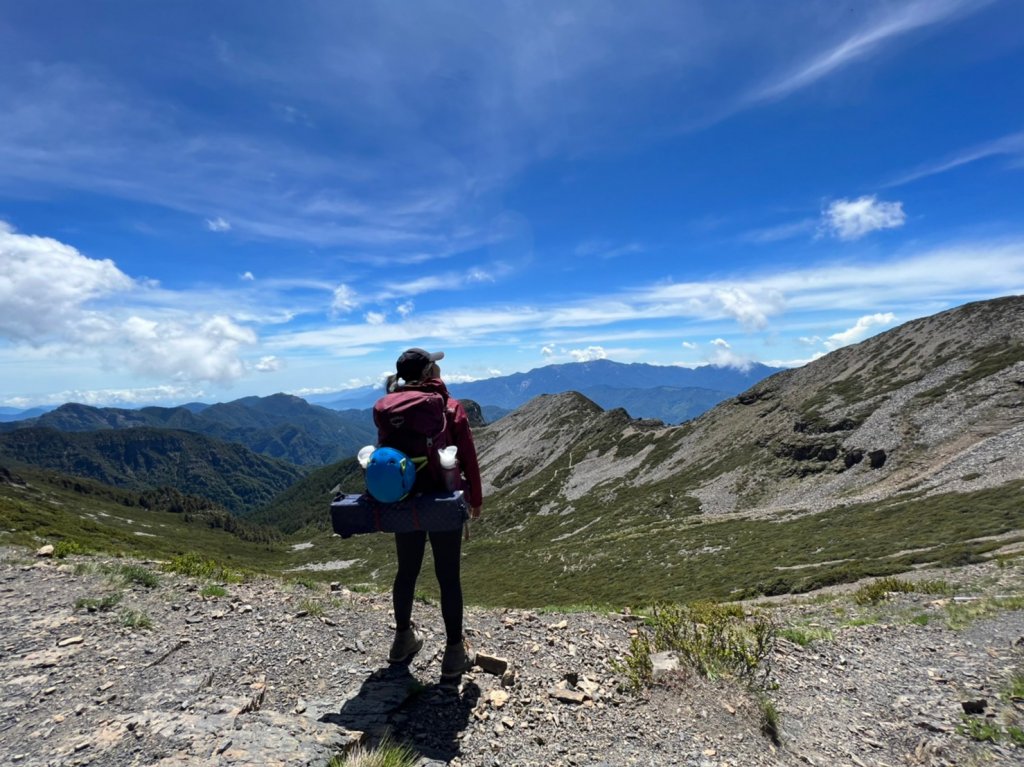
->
xmin=36 ymin=545 xmax=54 ymax=558
xmin=56 ymin=636 xmax=84 ymax=648
xmin=650 ymin=651 xmax=679 ymax=679
xmin=484 ymin=690 xmax=510 ymax=708
xmin=549 ymin=688 xmax=587 ymax=705
xmin=961 ymin=699 xmax=987 ymax=715
xmin=476 ymin=653 xmax=509 ymax=676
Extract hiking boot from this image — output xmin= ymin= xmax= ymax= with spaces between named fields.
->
xmin=388 ymin=624 xmax=423 ymax=664
xmin=440 ymin=637 xmax=475 ymax=678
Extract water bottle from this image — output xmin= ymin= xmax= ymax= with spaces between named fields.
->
xmin=438 ymin=445 xmax=459 ymax=491
xmin=357 ymin=445 xmax=375 ymax=470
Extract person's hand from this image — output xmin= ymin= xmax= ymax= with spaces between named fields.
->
xmin=470 ymin=506 xmax=481 ymax=519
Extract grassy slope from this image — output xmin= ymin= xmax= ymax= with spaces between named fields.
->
xmin=0 ymin=428 xmax=306 ymax=514
xmin=4 ymin=455 xmax=1022 ymax=611
xmin=274 ymin=480 xmax=1022 ymax=609
xmin=0 ymin=467 xmax=293 ymax=570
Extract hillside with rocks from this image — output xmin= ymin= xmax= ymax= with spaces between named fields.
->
xmin=2 ymin=546 xmax=1021 ymax=767
xmin=479 ymin=296 xmax=1024 ymax=518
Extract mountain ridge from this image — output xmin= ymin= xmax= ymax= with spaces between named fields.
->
xmin=0 ymin=427 xmax=306 ymax=514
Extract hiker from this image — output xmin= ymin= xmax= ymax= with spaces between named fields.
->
xmin=380 ymin=348 xmax=483 ymax=679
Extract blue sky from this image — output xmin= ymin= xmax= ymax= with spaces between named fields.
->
xmin=2 ymin=0 xmax=1023 ymax=408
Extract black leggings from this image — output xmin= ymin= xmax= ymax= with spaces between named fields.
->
xmin=393 ymin=529 xmax=463 ymax=644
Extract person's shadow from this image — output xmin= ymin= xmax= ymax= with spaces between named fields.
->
xmin=321 ymin=663 xmax=480 ymax=762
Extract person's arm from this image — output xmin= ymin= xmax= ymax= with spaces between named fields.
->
xmin=449 ymin=401 xmax=483 ymax=513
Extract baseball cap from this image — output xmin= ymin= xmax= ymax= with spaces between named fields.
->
xmin=396 ymin=348 xmax=444 ymax=381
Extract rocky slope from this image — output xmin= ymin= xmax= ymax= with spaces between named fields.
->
xmin=477 ymin=296 xmax=1024 ymax=517
xmin=2 ymin=546 xmax=1021 ymax=767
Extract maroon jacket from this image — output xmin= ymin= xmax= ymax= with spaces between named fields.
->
xmin=386 ymin=378 xmax=484 ymax=509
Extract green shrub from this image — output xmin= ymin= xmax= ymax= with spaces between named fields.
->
xmin=613 ymin=632 xmax=654 ymax=692
xmin=54 ymin=539 xmax=87 ymax=558
xmin=618 ymin=601 xmax=776 ymax=692
xmin=119 ymin=564 xmax=160 ymax=589
xmin=299 ymin=598 xmax=325 ymax=618
xmin=1003 ymin=670 xmax=1024 ymax=701
xmin=288 ymin=575 xmax=319 ymax=591
xmin=164 ymin=552 xmax=242 ymax=583
xmin=852 ymin=577 xmax=952 ymax=605
xmin=759 ymin=695 xmax=782 ymax=745
xmin=779 ymin=625 xmax=833 ymax=646
xmin=200 ymin=584 xmax=227 ymax=598
xmin=329 ymin=737 xmax=418 ymax=767
xmin=120 ymin=609 xmax=153 ymax=630
xmin=75 ymin=593 xmax=123 ymax=612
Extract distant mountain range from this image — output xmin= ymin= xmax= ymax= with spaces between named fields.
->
xmin=1 ymin=394 xmax=376 ymax=466
xmin=0 ymin=406 xmax=55 ymax=422
xmin=1 ymin=362 xmax=780 ymax=471
xmin=314 ymin=360 xmax=782 ymax=418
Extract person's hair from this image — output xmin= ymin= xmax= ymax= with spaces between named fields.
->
xmin=385 ymin=361 xmax=439 ymax=392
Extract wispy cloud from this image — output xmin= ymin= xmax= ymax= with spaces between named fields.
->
xmin=331 ymin=284 xmax=359 ymax=314
xmin=748 ymin=0 xmax=986 ymax=105
xmin=268 ymin=238 xmax=1024 ymax=357
xmin=574 ymin=240 xmax=645 ymax=260
xmin=206 ymin=216 xmax=232 ymax=232
xmin=0 ymin=2 xmax=990 ymax=262
xmin=887 ymin=129 xmax=1024 ymax=187
xmin=740 ymin=219 xmax=817 ymax=244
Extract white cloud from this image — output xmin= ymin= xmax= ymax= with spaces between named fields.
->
xmin=364 ymin=311 xmax=386 ymax=325
xmin=331 ymin=284 xmax=359 ymax=314
xmin=711 ymin=338 xmax=731 ymax=349
xmin=824 ymin=312 xmax=897 ymax=350
xmin=569 ymin=346 xmax=607 ymax=362
xmin=254 ymin=355 xmax=283 ymax=372
xmin=25 ymin=384 xmax=205 ymax=407
xmin=686 ymin=286 xmax=785 ymax=330
xmin=1 ymin=224 xmax=262 ymax=386
xmin=707 ymin=348 xmax=755 ymax=372
xmin=120 ymin=314 xmax=257 ymax=383
xmin=0 ymin=221 xmax=135 ymax=343
xmin=798 ymin=335 xmax=823 ymax=346
xmin=823 ymin=196 xmax=906 ymax=240
xmin=241 ymin=271 xmax=255 ymax=281
xmin=206 ymin=217 xmax=232 ymax=232
xmin=681 ymin=341 xmax=698 ymax=350
xmin=397 ymin=301 xmax=414 ymax=318
xmin=541 ymin=344 xmax=555 ymax=357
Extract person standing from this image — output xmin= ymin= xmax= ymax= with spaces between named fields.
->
xmin=380 ymin=348 xmax=483 ymax=680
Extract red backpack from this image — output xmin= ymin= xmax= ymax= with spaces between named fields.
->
xmin=373 ymin=388 xmax=454 ymax=494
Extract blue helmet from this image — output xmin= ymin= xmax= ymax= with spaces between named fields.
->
xmin=365 ymin=447 xmax=416 ymax=503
